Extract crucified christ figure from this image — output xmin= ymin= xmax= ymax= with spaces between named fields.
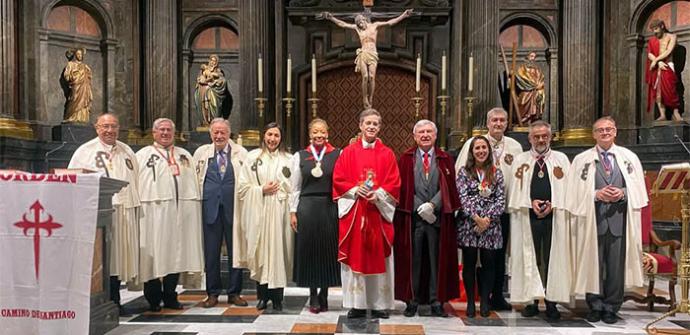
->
xmin=322 ymin=9 xmax=413 ymax=109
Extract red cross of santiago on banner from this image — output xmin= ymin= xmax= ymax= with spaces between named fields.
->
xmin=13 ymin=200 xmax=63 ymax=280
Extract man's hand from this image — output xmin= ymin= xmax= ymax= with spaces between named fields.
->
xmin=290 ymin=213 xmax=298 ymax=232
xmin=417 ymin=202 xmax=434 ymax=217
xmin=262 ymin=181 xmax=280 ymax=195
xmin=596 ymin=185 xmax=623 ymax=202
xmin=356 ymin=184 xmax=371 ymax=198
xmin=403 ymin=9 xmax=414 ymax=17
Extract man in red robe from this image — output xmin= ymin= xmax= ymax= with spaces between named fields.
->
xmin=332 ymin=108 xmax=401 ymax=319
xmin=646 ymin=19 xmax=681 ymax=122
xmin=393 ymin=119 xmax=461 ymax=317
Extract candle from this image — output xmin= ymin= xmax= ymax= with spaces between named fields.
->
xmin=441 ymin=51 xmax=447 ymax=91
xmin=258 ymin=54 xmax=263 ymax=93
xmin=468 ymin=54 xmax=474 ymax=92
xmin=415 ymin=54 xmax=421 ymax=92
xmin=311 ymin=55 xmax=317 ymax=93
xmin=287 ymin=54 xmax=292 ymax=94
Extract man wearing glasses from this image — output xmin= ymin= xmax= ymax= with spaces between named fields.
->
xmin=69 ymin=113 xmax=141 ymax=316
xmin=564 ymin=117 xmax=647 ymax=324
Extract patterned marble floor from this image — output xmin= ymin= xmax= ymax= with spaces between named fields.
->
xmin=106 ymin=286 xmax=690 ymax=335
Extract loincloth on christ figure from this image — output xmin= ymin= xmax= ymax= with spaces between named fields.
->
xmin=355 ymin=49 xmax=379 ymax=73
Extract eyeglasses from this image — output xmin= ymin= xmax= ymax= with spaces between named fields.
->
xmin=98 ymin=124 xmax=120 ymax=130
xmin=594 ymin=127 xmax=615 ymax=133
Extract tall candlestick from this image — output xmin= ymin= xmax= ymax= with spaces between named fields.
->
xmin=311 ymin=55 xmax=317 ymax=93
xmin=415 ymin=53 xmax=421 ymax=92
xmin=441 ymin=51 xmax=447 ymax=91
xmin=258 ymin=54 xmax=263 ymax=93
xmin=468 ymin=54 xmax=474 ymax=92
xmin=286 ymin=54 xmax=292 ymax=94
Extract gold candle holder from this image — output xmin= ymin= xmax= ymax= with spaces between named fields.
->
xmin=307 ymin=94 xmax=320 ymax=119
xmin=464 ymin=95 xmax=477 ymax=140
xmin=282 ymin=96 xmax=296 ymax=151
xmin=412 ymin=94 xmax=423 ymax=121
xmin=255 ymin=95 xmax=268 ymax=130
xmin=437 ymin=93 xmax=449 ymax=150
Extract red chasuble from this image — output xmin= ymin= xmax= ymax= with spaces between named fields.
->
xmin=332 ymin=138 xmax=401 ymax=275
xmin=645 ymin=37 xmax=680 ymax=113
xmin=393 ymin=147 xmax=461 ymax=303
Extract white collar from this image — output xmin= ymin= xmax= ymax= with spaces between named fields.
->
xmin=418 ymin=147 xmax=433 ymax=158
xmin=362 ymin=139 xmax=376 ymax=149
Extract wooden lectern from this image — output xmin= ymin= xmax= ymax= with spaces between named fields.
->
xmin=646 ymin=163 xmax=690 ymax=334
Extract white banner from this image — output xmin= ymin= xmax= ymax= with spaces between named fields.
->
xmin=0 ymin=173 xmax=101 ymax=335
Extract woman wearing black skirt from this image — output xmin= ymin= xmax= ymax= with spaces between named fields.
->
xmin=289 ymin=118 xmax=341 ymax=313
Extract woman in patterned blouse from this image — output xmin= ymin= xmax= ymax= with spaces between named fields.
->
xmin=456 ymin=136 xmax=506 ymax=318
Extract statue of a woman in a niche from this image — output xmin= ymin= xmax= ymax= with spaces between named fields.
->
xmin=195 ymin=54 xmax=230 ymax=127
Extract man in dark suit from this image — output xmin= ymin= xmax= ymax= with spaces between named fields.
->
xmin=393 ymin=119 xmax=461 ymax=317
xmin=193 ymin=118 xmax=249 ymax=308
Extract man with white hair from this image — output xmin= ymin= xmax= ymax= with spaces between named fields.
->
xmin=393 ymin=119 xmax=461 ymax=317
xmin=136 ymin=118 xmax=204 ymax=312
xmin=193 ymin=118 xmax=249 ymax=308
xmin=508 ymin=120 xmax=571 ymax=320
xmin=455 ymin=107 xmax=523 ymax=310
xmin=68 ymin=113 xmax=140 ymax=316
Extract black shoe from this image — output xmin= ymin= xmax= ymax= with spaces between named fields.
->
xmin=403 ymin=302 xmax=418 ymax=317
xmin=164 ymin=300 xmax=184 ymax=310
xmin=256 ymin=299 xmax=268 ymax=310
xmin=118 ymin=304 xmax=132 ymax=317
xmin=371 ymin=309 xmax=389 ymax=319
xmin=521 ymin=304 xmax=539 ymax=317
xmin=601 ymin=311 xmax=618 ymax=324
xmin=545 ymin=303 xmax=561 ymax=320
xmin=347 ymin=308 xmax=366 ymax=318
xmin=585 ymin=310 xmax=601 ymax=323
xmin=149 ymin=304 xmax=162 ymax=312
xmin=466 ymin=303 xmax=476 ymax=318
xmin=317 ymin=292 xmax=329 ymax=311
xmin=479 ymin=303 xmax=490 ymax=318
xmin=490 ymin=298 xmax=512 ymax=311
xmin=272 ymin=301 xmax=283 ymax=311
xmin=430 ymin=303 xmax=448 ymax=317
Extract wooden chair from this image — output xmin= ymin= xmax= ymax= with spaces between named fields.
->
xmin=624 ymin=176 xmax=680 ymax=311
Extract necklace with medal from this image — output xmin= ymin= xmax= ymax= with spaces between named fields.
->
xmin=536 ymin=156 xmax=546 ymax=179
xmin=154 ymin=145 xmax=179 ymax=176
xmin=491 ymin=138 xmax=504 ymax=167
xmin=476 ymin=168 xmax=491 ymax=197
xmin=309 ymin=144 xmax=326 ymax=178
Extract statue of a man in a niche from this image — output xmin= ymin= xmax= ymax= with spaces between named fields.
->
xmin=62 ymin=48 xmax=93 ymax=123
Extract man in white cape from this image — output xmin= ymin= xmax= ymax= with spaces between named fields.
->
xmin=193 ymin=118 xmax=249 ymax=308
xmin=136 ymin=118 xmax=204 ymax=312
xmin=68 ymin=113 xmax=140 ymax=316
xmin=455 ymin=107 xmax=523 ymax=310
xmin=564 ymin=116 xmax=646 ymax=324
xmin=507 ymin=120 xmax=571 ymax=320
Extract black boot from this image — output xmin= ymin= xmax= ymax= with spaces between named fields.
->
xmin=162 ymin=273 xmax=182 ymax=309
xmin=256 ymin=283 xmax=268 ymax=310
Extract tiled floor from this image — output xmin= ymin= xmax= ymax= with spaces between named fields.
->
xmin=106 ymin=285 xmax=690 ymax=335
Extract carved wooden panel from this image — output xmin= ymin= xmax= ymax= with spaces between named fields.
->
xmin=306 ymin=64 xmax=431 ymax=154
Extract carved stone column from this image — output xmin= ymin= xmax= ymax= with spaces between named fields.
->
xmin=466 ymin=0 xmax=499 ymax=129
xmin=0 ymin=0 xmax=32 ymax=139
xmin=143 ymin=0 xmax=178 ymax=129
xmin=239 ymin=0 xmax=274 ymax=145
xmin=0 ymin=0 xmax=16 ymax=119
xmin=448 ymin=0 xmax=465 ymax=150
xmin=561 ymin=0 xmax=598 ymax=145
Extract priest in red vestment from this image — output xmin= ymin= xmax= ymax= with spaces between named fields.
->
xmin=645 ymin=19 xmax=681 ymax=122
xmin=393 ymin=119 xmax=461 ymax=318
xmin=332 ymin=108 xmax=401 ymax=319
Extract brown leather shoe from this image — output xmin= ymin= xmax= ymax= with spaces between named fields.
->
xmin=228 ymin=295 xmax=248 ymax=307
xmin=202 ymin=295 xmax=219 ymax=308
